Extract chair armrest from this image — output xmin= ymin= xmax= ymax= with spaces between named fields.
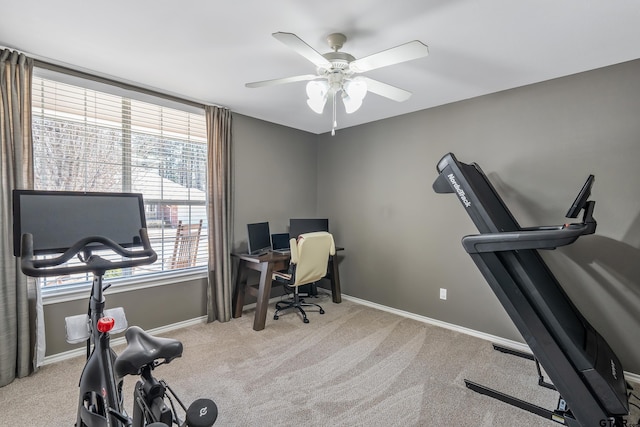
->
xmin=273 ymin=271 xmax=292 ymax=283
xmin=289 ymin=238 xmax=299 ymax=264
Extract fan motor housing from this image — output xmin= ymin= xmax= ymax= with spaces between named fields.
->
xmin=321 ymin=52 xmax=355 ymax=70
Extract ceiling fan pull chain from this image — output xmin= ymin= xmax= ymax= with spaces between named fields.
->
xmin=332 ymin=90 xmax=337 ymax=136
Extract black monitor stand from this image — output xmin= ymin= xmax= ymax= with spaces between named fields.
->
xmin=433 ymin=153 xmax=628 ymax=427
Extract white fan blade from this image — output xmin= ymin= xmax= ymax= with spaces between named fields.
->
xmin=350 ymin=41 xmax=429 ymax=73
xmin=272 ymin=32 xmax=332 ymax=69
xmin=245 ymin=74 xmax=318 ymax=88
xmin=361 ymin=77 xmax=412 ymax=102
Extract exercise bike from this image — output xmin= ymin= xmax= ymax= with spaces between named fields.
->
xmin=15 ymin=190 xmax=217 ymax=427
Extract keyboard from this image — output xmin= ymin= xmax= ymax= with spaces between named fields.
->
xmin=271 ymin=249 xmax=291 ymax=255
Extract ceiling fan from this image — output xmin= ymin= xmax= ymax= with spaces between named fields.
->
xmin=246 ymin=32 xmax=429 ymax=134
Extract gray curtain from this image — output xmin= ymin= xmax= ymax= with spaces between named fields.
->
xmin=205 ymin=106 xmax=233 ymax=322
xmin=0 ymin=49 xmax=41 ymax=387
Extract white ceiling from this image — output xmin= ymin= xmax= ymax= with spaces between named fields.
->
xmin=2 ymin=0 xmax=639 ymax=134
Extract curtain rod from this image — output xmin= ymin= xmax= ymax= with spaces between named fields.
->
xmin=34 ymin=59 xmax=208 ymax=110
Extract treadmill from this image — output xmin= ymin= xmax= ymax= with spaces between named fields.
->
xmin=432 ymin=153 xmax=629 ymax=427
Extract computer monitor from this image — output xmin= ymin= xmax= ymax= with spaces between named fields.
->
xmin=271 ymin=233 xmax=290 ymax=251
xmin=13 ymin=190 xmax=146 ymax=256
xmin=247 ymin=222 xmax=271 ymax=255
xmin=288 ymin=218 xmax=329 ymax=239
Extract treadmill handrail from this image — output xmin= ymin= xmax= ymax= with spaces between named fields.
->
xmin=462 ymin=222 xmax=594 ymax=254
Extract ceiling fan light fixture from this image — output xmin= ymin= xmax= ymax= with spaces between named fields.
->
xmin=306 ymin=80 xmax=329 ymax=114
xmin=344 ymin=77 xmax=367 ymax=100
xmin=307 ymin=97 xmax=327 ymax=114
xmin=342 ymin=92 xmax=363 ymax=114
xmin=342 ymin=78 xmax=367 ymax=113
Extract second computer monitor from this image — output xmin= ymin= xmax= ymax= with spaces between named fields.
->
xmin=289 ymin=218 xmax=329 ymax=239
xmin=247 ymin=222 xmax=271 ymax=255
xmin=271 ymin=233 xmax=290 ymax=251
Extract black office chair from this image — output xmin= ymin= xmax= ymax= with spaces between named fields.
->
xmin=272 ymin=231 xmax=335 ymax=323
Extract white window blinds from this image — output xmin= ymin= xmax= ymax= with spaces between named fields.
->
xmin=31 ymin=72 xmax=208 ymax=288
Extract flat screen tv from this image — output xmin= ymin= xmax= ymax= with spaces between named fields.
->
xmin=247 ymin=222 xmax=271 ymax=255
xmin=13 ymin=190 xmax=146 ymax=256
xmin=288 ymin=218 xmax=329 ymax=239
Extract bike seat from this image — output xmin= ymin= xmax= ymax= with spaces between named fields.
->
xmin=114 ymin=326 xmax=183 ymax=377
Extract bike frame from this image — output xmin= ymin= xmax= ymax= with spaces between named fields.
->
xmin=19 ymin=227 xmax=216 ymax=427
xmin=19 ymin=230 xmax=157 ymax=427
xmin=132 ymin=367 xmax=173 ymax=427
xmin=76 ymin=273 xmax=126 ymax=427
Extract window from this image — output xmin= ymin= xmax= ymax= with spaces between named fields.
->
xmin=31 ymin=71 xmax=208 ymax=288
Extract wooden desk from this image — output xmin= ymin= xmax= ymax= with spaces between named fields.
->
xmin=232 ymin=249 xmax=343 ymax=331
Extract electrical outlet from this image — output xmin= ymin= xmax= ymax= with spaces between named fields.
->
xmin=440 ymin=288 xmax=447 ymax=300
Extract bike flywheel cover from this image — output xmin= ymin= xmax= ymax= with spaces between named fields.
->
xmin=186 ymin=398 xmax=218 ymax=427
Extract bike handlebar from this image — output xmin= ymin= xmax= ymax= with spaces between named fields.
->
xmin=20 ymin=229 xmax=158 ymax=277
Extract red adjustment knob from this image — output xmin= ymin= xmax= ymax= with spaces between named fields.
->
xmin=97 ymin=316 xmax=115 ymax=333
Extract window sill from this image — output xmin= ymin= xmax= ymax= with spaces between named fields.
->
xmin=42 ymin=268 xmax=209 ymax=305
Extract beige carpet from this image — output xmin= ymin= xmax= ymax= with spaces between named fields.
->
xmin=1 ymin=296 xmax=638 ymax=426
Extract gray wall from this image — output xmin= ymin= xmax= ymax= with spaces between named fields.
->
xmin=230 ymin=114 xmax=319 ymax=303
xmin=316 ymin=59 xmax=640 ymax=374
xmin=231 ymin=114 xmax=318 ymax=250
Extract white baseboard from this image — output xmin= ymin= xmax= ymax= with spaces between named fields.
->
xmin=340 ymin=293 xmax=640 ymax=383
xmin=341 ymin=294 xmax=531 ymax=353
xmin=628 ymin=371 xmax=640 ymax=384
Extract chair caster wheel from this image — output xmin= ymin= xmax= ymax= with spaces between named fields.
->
xmin=319 ymin=309 xmax=325 ymax=314
xmin=273 ymin=315 xmax=279 ymax=320
xmin=303 ymin=318 xmax=310 ymax=323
